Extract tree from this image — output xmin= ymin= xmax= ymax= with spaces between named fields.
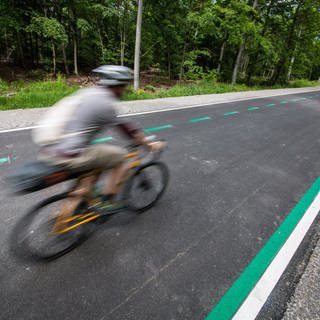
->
xmin=232 ymin=0 xmax=259 ymax=84
xmin=27 ymin=16 xmax=68 ymax=75
xmin=134 ymin=0 xmax=143 ymax=90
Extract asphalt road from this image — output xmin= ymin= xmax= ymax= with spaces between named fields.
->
xmin=1 ymin=91 xmax=320 ymax=320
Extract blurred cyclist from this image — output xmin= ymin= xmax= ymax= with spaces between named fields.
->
xmin=33 ymin=65 xmax=164 ymax=211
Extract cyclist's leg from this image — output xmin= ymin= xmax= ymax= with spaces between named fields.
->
xmin=104 ymin=163 xmax=128 ymax=195
xmin=55 ymin=174 xmax=99 ymax=227
xmin=48 ymin=144 xmax=126 ymax=204
xmin=70 ymin=144 xmax=127 ymax=199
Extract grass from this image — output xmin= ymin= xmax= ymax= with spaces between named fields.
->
xmin=0 ymin=78 xmax=319 ymax=111
xmin=0 ymin=78 xmax=79 ymax=110
xmin=123 ymin=82 xmax=264 ymax=101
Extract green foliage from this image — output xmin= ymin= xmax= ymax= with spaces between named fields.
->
xmin=288 ymin=79 xmax=320 ymax=88
xmin=123 ymin=81 xmax=265 ymax=101
xmin=144 ymin=84 xmax=156 ymax=92
xmin=183 ymin=50 xmax=211 ymax=80
xmin=1 ymin=0 xmax=320 ymax=86
xmin=0 ymin=76 xmax=319 ymax=111
xmin=0 ymin=79 xmax=78 ymax=110
xmin=0 ymin=79 xmax=9 ymax=93
xmin=27 ymin=16 xmax=67 ymax=44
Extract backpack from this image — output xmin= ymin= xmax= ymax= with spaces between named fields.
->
xmin=32 ymin=93 xmax=82 ymax=146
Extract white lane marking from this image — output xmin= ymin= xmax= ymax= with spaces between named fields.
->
xmin=232 ymin=192 xmax=320 ymax=320
xmin=0 ymin=125 xmax=40 ymax=133
xmin=1 ymin=89 xmax=319 ymax=133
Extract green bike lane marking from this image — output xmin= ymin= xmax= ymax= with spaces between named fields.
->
xmin=247 ymin=107 xmax=259 ymax=111
xmin=224 ymin=111 xmax=239 ymax=116
xmin=205 ymin=177 xmax=320 ymax=320
xmin=190 ymin=117 xmax=211 ymax=123
xmin=0 ymin=157 xmax=10 ymax=164
xmin=264 ymin=103 xmax=276 ymax=107
xmin=0 ymin=156 xmax=18 ymax=164
xmin=91 ymin=136 xmax=113 ymax=144
xmin=144 ymin=124 xmax=173 ymax=133
xmin=90 ymin=125 xmax=174 ymax=145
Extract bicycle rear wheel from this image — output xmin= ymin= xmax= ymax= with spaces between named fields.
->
xmin=10 ymin=193 xmax=93 ymax=261
xmin=122 ymin=161 xmax=169 ymax=213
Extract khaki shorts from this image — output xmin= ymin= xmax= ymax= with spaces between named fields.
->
xmin=40 ymin=144 xmax=126 ymax=173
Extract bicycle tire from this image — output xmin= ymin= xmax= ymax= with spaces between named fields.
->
xmin=10 ymin=192 xmax=93 ymax=261
xmin=122 ymin=161 xmax=169 ymax=213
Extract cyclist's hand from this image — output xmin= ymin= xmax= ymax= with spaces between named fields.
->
xmin=148 ymin=141 xmax=166 ymax=152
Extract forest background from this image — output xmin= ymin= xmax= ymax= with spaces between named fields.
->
xmin=1 ymin=0 xmax=320 ymax=110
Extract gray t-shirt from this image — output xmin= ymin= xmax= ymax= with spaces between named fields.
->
xmin=55 ymin=86 xmax=119 ymax=155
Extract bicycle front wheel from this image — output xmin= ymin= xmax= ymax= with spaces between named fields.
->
xmin=10 ymin=193 xmax=93 ymax=261
xmin=122 ymin=161 xmax=169 ymax=213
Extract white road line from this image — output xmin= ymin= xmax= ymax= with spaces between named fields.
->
xmin=1 ymin=89 xmax=319 ymax=133
xmin=232 ymin=192 xmax=320 ymax=320
xmin=0 ymin=125 xmax=40 ymax=133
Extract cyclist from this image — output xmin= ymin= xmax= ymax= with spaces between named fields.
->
xmin=33 ymin=65 xmax=165 ymax=212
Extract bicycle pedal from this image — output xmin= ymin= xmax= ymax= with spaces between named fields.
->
xmin=99 ymin=206 xmax=124 ymax=216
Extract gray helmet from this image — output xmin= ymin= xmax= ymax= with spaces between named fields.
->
xmin=92 ymin=65 xmax=133 ymax=86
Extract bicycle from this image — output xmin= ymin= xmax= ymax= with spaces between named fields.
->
xmin=10 ymin=141 xmax=169 ymax=261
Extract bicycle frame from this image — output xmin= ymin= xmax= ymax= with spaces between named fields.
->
xmin=52 ymin=147 xmax=146 ymax=234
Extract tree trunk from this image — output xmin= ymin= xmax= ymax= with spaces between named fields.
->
xmin=29 ymin=33 xmax=35 ymax=67
xmin=97 ymin=23 xmax=105 ymax=63
xmin=231 ymin=0 xmax=258 ymax=84
xmin=217 ymin=33 xmax=228 ymax=74
xmin=4 ymin=28 xmax=8 ymax=59
xmin=168 ymin=56 xmax=171 ymax=82
xmin=232 ymin=41 xmax=245 ymax=84
xmin=69 ymin=1 xmax=78 ymax=75
xmin=35 ymin=34 xmax=40 ymax=66
xmin=246 ymin=0 xmax=276 ymax=85
xmin=73 ymin=37 xmax=78 ymax=75
xmin=16 ymin=31 xmax=25 ymax=68
xmin=52 ymin=41 xmax=56 ymax=76
xmin=134 ymin=0 xmax=143 ymax=90
xmin=286 ymin=27 xmax=302 ymax=81
xmin=272 ymin=4 xmax=301 ymax=84
xmin=179 ymin=41 xmax=187 ymax=81
xmin=120 ymin=31 xmax=125 ymax=66
xmin=61 ymin=43 xmax=69 ymax=75
xmin=308 ymin=66 xmax=313 ymax=80
xmin=120 ymin=3 xmax=128 ymax=66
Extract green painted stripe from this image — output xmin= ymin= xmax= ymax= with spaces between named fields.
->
xmin=0 ymin=157 xmax=9 ymax=164
xmin=224 ymin=111 xmax=239 ymax=116
xmin=190 ymin=117 xmax=211 ymax=123
xmin=247 ymin=107 xmax=259 ymax=111
xmin=264 ymin=103 xmax=276 ymax=107
xmin=91 ymin=136 xmax=113 ymax=144
xmin=280 ymin=101 xmax=288 ymax=104
xmin=144 ymin=125 xmax=173 ymax=133
xmin=205 ymin=177 xmax=320 ymax=320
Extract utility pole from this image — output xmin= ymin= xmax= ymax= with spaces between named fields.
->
xmin=134 ymin=0 xmax=143 ymax=90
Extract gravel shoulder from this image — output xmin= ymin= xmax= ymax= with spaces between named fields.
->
xmin=283 ymin=224 xmax=320 ymax=320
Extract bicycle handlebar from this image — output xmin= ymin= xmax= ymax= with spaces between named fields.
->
xmin=125 ymin=138 xmax=167 ymax=162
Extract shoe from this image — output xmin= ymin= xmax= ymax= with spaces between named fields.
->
xmin=90 ymin=199 xmax=123 ymax=215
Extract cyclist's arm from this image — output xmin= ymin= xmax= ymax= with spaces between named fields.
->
xmin=117 ymin=122 xmax=147 ymax=144
xmin=117 ymin=122 xmax=162 ymax=150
